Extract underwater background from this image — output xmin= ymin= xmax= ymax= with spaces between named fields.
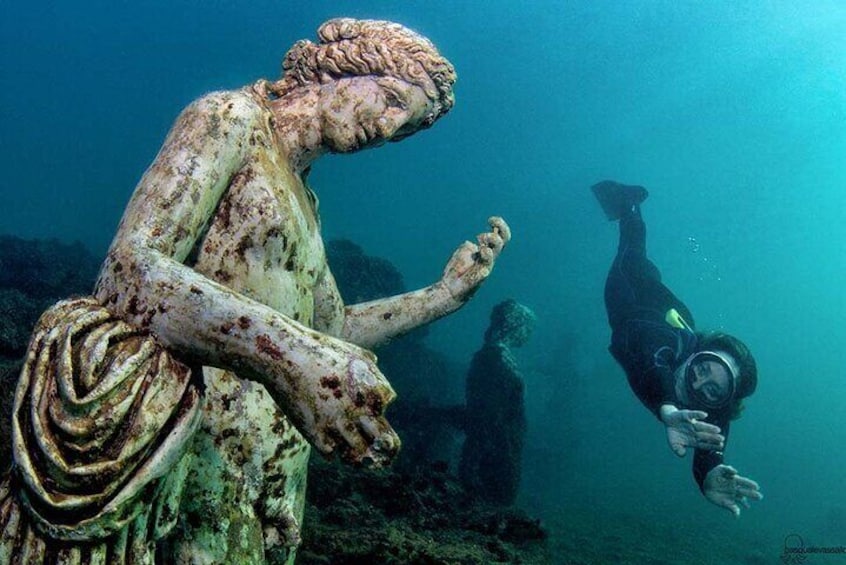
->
xmin=1 ymin=1 xmax=844 ymax=563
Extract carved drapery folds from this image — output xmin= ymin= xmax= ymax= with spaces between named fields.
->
xmin=0 ymin=297 xmax=201 ymax=563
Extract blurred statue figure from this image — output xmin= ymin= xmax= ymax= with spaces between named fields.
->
xmin=0 ymin=18 xmax=510 ymax=564
xmin=459 ymin=299 xmax=535 ymax=506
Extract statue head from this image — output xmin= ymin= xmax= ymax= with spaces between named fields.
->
xmin=260 ymin=18 xmax=457 ymax=152
xmin=484 ymin=299 xmax=536 ymax=348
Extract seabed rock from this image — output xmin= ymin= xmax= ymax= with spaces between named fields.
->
xmin=299 ymin=458 xmax=548 ymax=564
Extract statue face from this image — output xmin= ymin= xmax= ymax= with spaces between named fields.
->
xmin=318 ymin=76 xmax=433 ymax=153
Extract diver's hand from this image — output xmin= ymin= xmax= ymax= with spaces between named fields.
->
xmin=441 ymin=217 xmax=510 ymax=304
xmin=659 ymin=404 xmax=724 ymax=457
xmin=703 ymin=464 xmax=763 ymax=517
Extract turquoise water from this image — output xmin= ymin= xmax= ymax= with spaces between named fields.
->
xmin=2 ymin=2 xmax=844 ymax=562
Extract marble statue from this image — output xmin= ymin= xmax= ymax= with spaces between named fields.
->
xmin=459 ymin=299 xmax=535 ymax=506
xmin=0 ymin=18 xmax=510 ymax=564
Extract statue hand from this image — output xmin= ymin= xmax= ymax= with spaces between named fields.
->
xmin=270 ymin=337 xmax=400 ymax=467
xmin=441 ymin=216 xmax=510 ymax=303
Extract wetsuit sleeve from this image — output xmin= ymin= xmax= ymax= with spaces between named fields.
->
xmin=632 ymin=344 xmax=682 ymax=418
xmin=611 ymin=330 xmax=679 ymax=418
xmin=692 ymin=417 xmax=730 ymax=491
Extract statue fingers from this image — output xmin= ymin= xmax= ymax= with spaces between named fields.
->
xmin=329 ymin=410 xmax=400 ymax=466
xmin=488 ymin=216 xmax=511 ymax=244
xmin=310 ymin=427 xmax=339 ymax=455
xmin=330 ymin=420 xmax=372 ymax=463
xmin=357 ymin=415 xmax=401 ymax=467
xmin=475 ymin=232 xmax=501 ymax=264
xmin=475 ymin=237 xmax=495 ymax=264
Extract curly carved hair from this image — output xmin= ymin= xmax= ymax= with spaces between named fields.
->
xmin=259 ymin=18 xmax=457 ymax=126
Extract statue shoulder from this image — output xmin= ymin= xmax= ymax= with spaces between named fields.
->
xmin=181 ymin=89 xmax=267 ymax=130
xmin=474 ymin=342 xmax=515 ymax=368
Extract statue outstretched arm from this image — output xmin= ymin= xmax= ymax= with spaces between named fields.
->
xmin=95 ymin=90 xmax=398 ymax=465
xmin=340 ymin=217 xmax=510 ymax=349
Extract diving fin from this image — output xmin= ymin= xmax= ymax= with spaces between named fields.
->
xmin=591 ymin=180 xmax=649 ymax=220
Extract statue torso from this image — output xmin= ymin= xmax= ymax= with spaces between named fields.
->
xmin=164 ymin=94 xmax=335 ymax=563
xmin=190 ymin=108 xmax=330 ymax=328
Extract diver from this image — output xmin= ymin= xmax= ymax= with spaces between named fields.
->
xmin=594 ymin=180 xmax=763 ymax=517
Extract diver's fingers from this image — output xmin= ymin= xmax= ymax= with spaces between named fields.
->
xmin=692 ymin=420 xmax=722 ymax=435
xmin=695 ymin=428 xmax=724 ymax=442
xmin=734 ymin=475 xmax=761 ymax=491
xmin=738 ymin=487 xmax=763 ymax=501
xmin=719 ymin=465 xmax=739 ymax=477
xmin=684 ymin=410 xmax=709 ymax=421
xmin=695 ymin=432 xmax=725 ymax=449
xmin=735 ymin=476 xmax=763 ymax=502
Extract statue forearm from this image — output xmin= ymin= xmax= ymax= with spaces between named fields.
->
xmin=341 ymin=281 xmax=462 ymax=349
xmin=97 ymin=247 xmax=312 ymax=377
xmin=95 ymin=245 xmax=398 ymax=462
xmin=340 ymin=217 xmax=511 ymax=349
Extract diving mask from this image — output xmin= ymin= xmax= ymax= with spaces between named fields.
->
xmin=682 ymin=350 xmax=738 ymax=410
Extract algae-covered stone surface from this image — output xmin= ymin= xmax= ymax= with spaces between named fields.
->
xmin=299 ymin=458 xmax=548 ymax=564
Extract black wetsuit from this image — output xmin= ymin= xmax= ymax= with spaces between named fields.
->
xmin=604 ymin=206 xmax=727 ymax=490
